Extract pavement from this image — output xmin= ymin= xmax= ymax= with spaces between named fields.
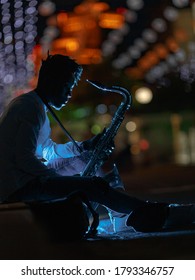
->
xmin=0 ymin=163 xmax=195 ymax=260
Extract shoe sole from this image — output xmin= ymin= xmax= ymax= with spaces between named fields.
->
xmin=126 ymin=203 xmax=168 ymax=232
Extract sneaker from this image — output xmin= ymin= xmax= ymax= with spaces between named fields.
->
xmin=126 ymin=202 xmax=169 ymax=232
xmin=113 ymin=215 xmax=135 ymax=232
xmin=164 ymin=204 xmax=195 ymax=228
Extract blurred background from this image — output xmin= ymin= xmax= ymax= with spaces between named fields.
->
xmin=1 ymin=0 xmax=195 ymax=174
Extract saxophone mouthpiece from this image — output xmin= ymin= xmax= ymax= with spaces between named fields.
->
xmin=86 ymin=79 xmax=107 ymax=91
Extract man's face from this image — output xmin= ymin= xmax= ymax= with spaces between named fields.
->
xmin=49 ymin=78 xmax=76 ymax=110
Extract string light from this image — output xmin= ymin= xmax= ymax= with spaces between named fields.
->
xmin=163 ymin=6 xmax=179 ymax=21
xmin=126 ymin=0 xmax=144 ymax=11
xmin=0 ymin=0 xmax=38 ymax=113
xmin=172 ymin=0 xmax=189 ymax=8
xmin=151 ymin=18 xmax=167 ymax=33
xmin=102 ymin=1 xmax=141 ymax=58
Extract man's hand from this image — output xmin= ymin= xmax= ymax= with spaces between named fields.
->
xmin=81 ymin=129 xmax=115 ymax=157
xmin=81 ymin=133 xmax=102 ymax=151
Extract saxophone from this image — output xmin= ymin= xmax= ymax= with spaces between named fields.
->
xmin=81 ymin=80 xmax=132 ymax=177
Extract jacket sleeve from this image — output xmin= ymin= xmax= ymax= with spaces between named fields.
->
xmin=42 ymin=139 xmax=83 ymax=162
xmin=14 ymin=99 xmax=58 ymax=177
xmin=37 ymin=113 xmax=82 ymax=161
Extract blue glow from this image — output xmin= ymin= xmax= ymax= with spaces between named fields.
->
xmin=4 ymin=34 xmax=13 ymax=44
xmin=97 ymin=218 xmax=114 ymax=235
xmin=26 ymin=7 xmax=36 ymax=15
xmin=14 ymin=2 xmax=22 ymax=9
xmin=3 ymin=25 xmax=11 ymax=33
xmin=1 ymin=0 xmax=9 ymax=4
xmin=5 ymin=45 xmax=14 ymax=54
xmin=14 ymin=18 xmax=24 ymax=28
xmin=14 ymin=31 xmax=24 ymax=39
xmin=15 ymin=10 xmax=23 ymax=17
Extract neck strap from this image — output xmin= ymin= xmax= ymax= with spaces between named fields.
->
xmin=40 ymin=96 xmax=82 ymax=154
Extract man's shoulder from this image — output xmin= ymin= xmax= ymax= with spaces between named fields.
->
xmin=15 ymin=91 xmax=44 ymax=112
xmin=16 ymin=91 xmax=40 ymax=103
xmin=12 ymin=91 xmax=46 ymax=123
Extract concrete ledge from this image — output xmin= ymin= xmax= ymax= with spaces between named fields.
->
xmin=0 ymin=202 xmax=195 ymax=260
xmin=0 ymin=202 xmax=29 ymax=210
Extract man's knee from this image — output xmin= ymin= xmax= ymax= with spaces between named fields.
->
xmin=91 ymin=176 xmax=110 ymax=194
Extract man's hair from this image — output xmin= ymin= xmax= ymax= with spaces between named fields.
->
xmin=37 ymin=54 xmax=83 ymax=88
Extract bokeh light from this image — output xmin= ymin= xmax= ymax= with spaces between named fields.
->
xmin=135 ymin=87 xmax=153 ymax=104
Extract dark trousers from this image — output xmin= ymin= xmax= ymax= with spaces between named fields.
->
xmin=7 ymin=175 xmax=144 ymax=214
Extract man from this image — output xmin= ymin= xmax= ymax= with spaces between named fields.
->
xmin=0 ymin=54 xmax=168 ymax=232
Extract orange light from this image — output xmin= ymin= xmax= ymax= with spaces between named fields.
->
xmin=74 ymin=2 xmax=109 ymax=14
xmin=137 ymin=51 xmax=158 ymax=71
xmin=77 ymin=48 xmax=102 ymax=64
xmin=46 ymin=15 xmax=57 ymax=26
xmin=62 ymin=16 xmax=83 ymax=33
xmin=145 ymin=51 xmax=159 ymax=65
xmin=99 ymin=13 xmax=124 ymax=29
xmin=125 ymin=67 xmax=144 ymax=79
xmin=174 ymin=28 xmax=188 ymax=43
xmin=57 ymin=12 xmax=68 ymax=27
xmin=138 ymin=58 xmax=152 ymax=71
xmin=66 ymin=40 xmax=80 ymax=52
xmin=166 ymin=38 xmax=179 ymax=52
xmin=74 ymin=4 xmax=88 ymax=14
xmin=154 ymin=44 xmax=168 ymax=59
xmin=31 ymin=44 xmax=42 ymax=72
xmin=92 ymin=3 xmax=110 ymax=13
xmin=84 ymin=19 xmax=97 ymax=30
xmin=52 ymin=38 xmax=80 ymax=53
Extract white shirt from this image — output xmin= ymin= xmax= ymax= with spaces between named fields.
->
xmin=0 ymin=91 xmax=81 ymax=201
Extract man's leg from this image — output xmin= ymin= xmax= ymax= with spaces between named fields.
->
xmin=7 ymin=175 xmax=144 ymax=214
xmin=7 ymin=176 xmax=168 ymax=232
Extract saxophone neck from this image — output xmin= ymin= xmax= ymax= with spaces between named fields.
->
xmin=86 ymin=79 xmax=109 ymax=91
xmin=86 ymin=79 xmax=132 ymax=110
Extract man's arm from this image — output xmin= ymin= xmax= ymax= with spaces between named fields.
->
xmin=14 ymin=101 xmax=58 ymax=177
xmin=42 ymin=139 xmax=82 ymax=161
